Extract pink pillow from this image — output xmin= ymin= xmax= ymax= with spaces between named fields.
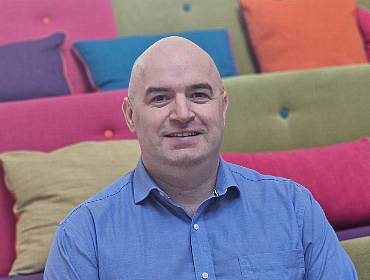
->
xmin=356 ymin=6 xmax=370 ymax=61
xmin=221 ymin=138 xmax=370 ymax=230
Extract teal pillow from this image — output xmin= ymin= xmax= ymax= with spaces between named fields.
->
xmin=73 ymin=29 xmax=238 ymax=91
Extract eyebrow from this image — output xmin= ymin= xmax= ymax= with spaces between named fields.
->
xmin=145 ymin=87 xmax=171 ymax=96
xmin=145 ymin=83 xmax=214 ymax=96
xmin=188 ymin=83 xmax=214 ymax=97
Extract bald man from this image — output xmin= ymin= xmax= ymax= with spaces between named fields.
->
xmin=44 ymin=37 xmax=357 ymax=279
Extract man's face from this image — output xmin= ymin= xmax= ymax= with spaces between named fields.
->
xmin=123 ymin=45 xmax=228 ymax=167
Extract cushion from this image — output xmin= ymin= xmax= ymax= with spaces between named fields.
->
xmin=0 ymin=0 xmax=117 ymax=94
xmin=341 ymin=236 xmax=370 ymax=280
xmin=0 ymin=90 xmax=135 ymax=275
xmin=357 ymin=6 xmax=370 ymax=61
xmin=0 ymin=140 xmax=141 ymax=275
xmin=221 ymin=138 xmax=370 ymax=230
xmin=112 ymin=0 xmax=255 ymax=75
xmin=240 ymin=0 xmax=367 ymax=72
xmin=73 ymin=29 xmax=238 ymax=91
xmin=0 ymin=33 xmax=70 ymax=102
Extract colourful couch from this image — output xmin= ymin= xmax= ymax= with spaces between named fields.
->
xmin=0 ymin=0 xmax=369 ymax=279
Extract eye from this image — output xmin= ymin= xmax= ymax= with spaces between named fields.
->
xmin=190 ymin=92 xmax=211 ymax=103
xmin=150 ymin=94 xmax=171 ymax=105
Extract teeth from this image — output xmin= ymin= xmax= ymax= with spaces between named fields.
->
xmin=168 ymin=131 xmax=198 ymax=137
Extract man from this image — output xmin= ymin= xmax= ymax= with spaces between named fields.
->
xmin=44 ymin=37 xmax=357 ymax=279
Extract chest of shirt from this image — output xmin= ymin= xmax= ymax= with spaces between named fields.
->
xmin=92 ymin=191 xmax=305 ymax=280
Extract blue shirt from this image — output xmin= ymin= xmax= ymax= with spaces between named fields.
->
xmin=44 ymin=158 xmax=357 ymax=280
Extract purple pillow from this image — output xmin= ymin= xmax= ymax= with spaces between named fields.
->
xmin=0 ymin=33 xmax=70 ymax=102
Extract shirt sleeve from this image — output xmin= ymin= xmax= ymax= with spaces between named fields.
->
xmin=297 ymin=184 xmax=358 ymax=280
xmin=43 ymin=205 xmax=99 ymax=280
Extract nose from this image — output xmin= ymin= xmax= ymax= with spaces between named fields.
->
xmin=169 ymin=95 xmax=195 ymax=123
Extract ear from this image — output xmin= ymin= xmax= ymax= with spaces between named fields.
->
xmin=122 ymin=97 xmax=136 ymax=133
xmin=222 ymin=91 xmax=229 ymax=126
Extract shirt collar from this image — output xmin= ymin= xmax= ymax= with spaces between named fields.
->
xmin=133 ymin=156 xmax=240 ymax=204
xmin=133 ymin=158 xmax=161 ymax=204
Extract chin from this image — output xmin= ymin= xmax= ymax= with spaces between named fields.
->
xmin=164 ymin=149 xmax=218 ymax=166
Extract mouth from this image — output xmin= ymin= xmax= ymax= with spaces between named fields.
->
xmin=164 ymin=131 xmax=201 ymax=138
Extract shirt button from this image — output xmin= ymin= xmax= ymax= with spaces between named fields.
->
xmin=193 ymin=224 xmax=200 ymax=231
xmin=202 ymin=272 xmax=209 ymax=279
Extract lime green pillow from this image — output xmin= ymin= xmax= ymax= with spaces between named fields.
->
xmin=0 ymin=140 xmax=141 ymax=275
xmin=341 ymin=236 xmax=370 ymax=280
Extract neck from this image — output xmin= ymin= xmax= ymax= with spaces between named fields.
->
xmin=143 ymin=156 xmax=220 ymax=214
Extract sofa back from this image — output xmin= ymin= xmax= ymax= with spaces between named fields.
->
xmin=113 ymin=0 xmax=256 ymax=75
xmin=222 ymin=64 xmax=370 ymax=152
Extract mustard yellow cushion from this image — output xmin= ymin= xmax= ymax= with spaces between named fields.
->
xmin=341 ymin=236 xmax=370 ymax=280
xmin=0 ymin=140 xmax=141 ymax=275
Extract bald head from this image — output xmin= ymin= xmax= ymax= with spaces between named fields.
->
xmin=128 ymin=36 xmax=224 ymax=99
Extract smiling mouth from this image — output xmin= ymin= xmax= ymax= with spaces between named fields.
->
xmin=165 ymin=131 xmax=201 ymax=137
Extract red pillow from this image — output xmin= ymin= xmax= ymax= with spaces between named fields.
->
xmin=240 ymin=0 xmax=367 ymax=72
xmin=222 ymin=138 xmax=370 ymax=230
xmin=356 ymin=6 xmax=370 ymax=61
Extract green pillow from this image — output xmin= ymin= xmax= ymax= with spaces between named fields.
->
xmin=0 ymin=140 xmax=141 ymax=275
xmin=341 ymin=236 xmax=370 ymax=280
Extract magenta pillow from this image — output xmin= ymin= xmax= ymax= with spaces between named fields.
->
xmin=221 ymin=138 xmax=370 ymax=230
xmin=357 ymin=6 xmax=370 ymax=61
xmin=0 ymin=33 xmax=70 ymax=102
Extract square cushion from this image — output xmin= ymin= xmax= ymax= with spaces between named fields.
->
xmin=0 ymin=33 xmax=70 ymax=102
xmin=221 ymin=138 xmax=370 ymax=230
xmin=0 ymin=140 xmax=141 ymax=275
xmin=73 ymin=29 xmax=238 ymax=91
xmin=240 ymin=0 xmax=367 ymax=72
xmin=356 ymin=6 xmax=370 ymax=61
xmin=0 ymin=0 xmax=117 ymax=94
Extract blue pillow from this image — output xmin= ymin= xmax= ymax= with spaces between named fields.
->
xmin=73 ymin=29 xmax=238 ymax=91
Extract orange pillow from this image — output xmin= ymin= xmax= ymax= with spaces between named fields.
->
xmin=240 ymin=0 xmax=367 ymax=72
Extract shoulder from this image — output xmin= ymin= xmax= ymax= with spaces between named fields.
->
xmin=59 ymin=171 xmax=134 ymax=228
xmin=223 ymin=160 xmax=313 ymax=213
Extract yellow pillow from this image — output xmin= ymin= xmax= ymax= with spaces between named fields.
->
xmin=0 ymin=140 xmax=141 ymax=275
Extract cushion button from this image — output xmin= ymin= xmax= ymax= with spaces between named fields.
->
xmin=279 ymin=107 xmax=289 ymax=119
xmin=182 ymin=3 xmax=191 ymax=12
xmin=42 ymin=16 xmax=51 ymax=24
xmin=104 ymin=129 xmax=114 ymax=139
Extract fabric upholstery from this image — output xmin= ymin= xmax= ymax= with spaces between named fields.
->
xmin=73 ymin=29 xmax=238 ymax=90
xmin=0 ymin=89 xmax=135 ymax=275
xmin=357 ymin=6 xmax=370 ymax=60
xmin=0 ymin=0 xmax=117 ymax=94
xmin=0 ymin=140 xmax=141 ymax=275
xmin=0 ymin=273 xmax=43 ymax=280
xmin=337 ymin=225 xmax=370 ymax=241
xmin=241 ymin=0 xmax=367 ymax=72
xmin=222 ymin=138 xmax=370 ymax=230
xmin=112 ymin=0 xmax=256 ymax=75
xmin=222 ymin=64 xmax=370 ymax=152
xmin=0 ymin=33 xmax=70 ymax=102
xmin=341 ymin=236 xmax=370 ymax=280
